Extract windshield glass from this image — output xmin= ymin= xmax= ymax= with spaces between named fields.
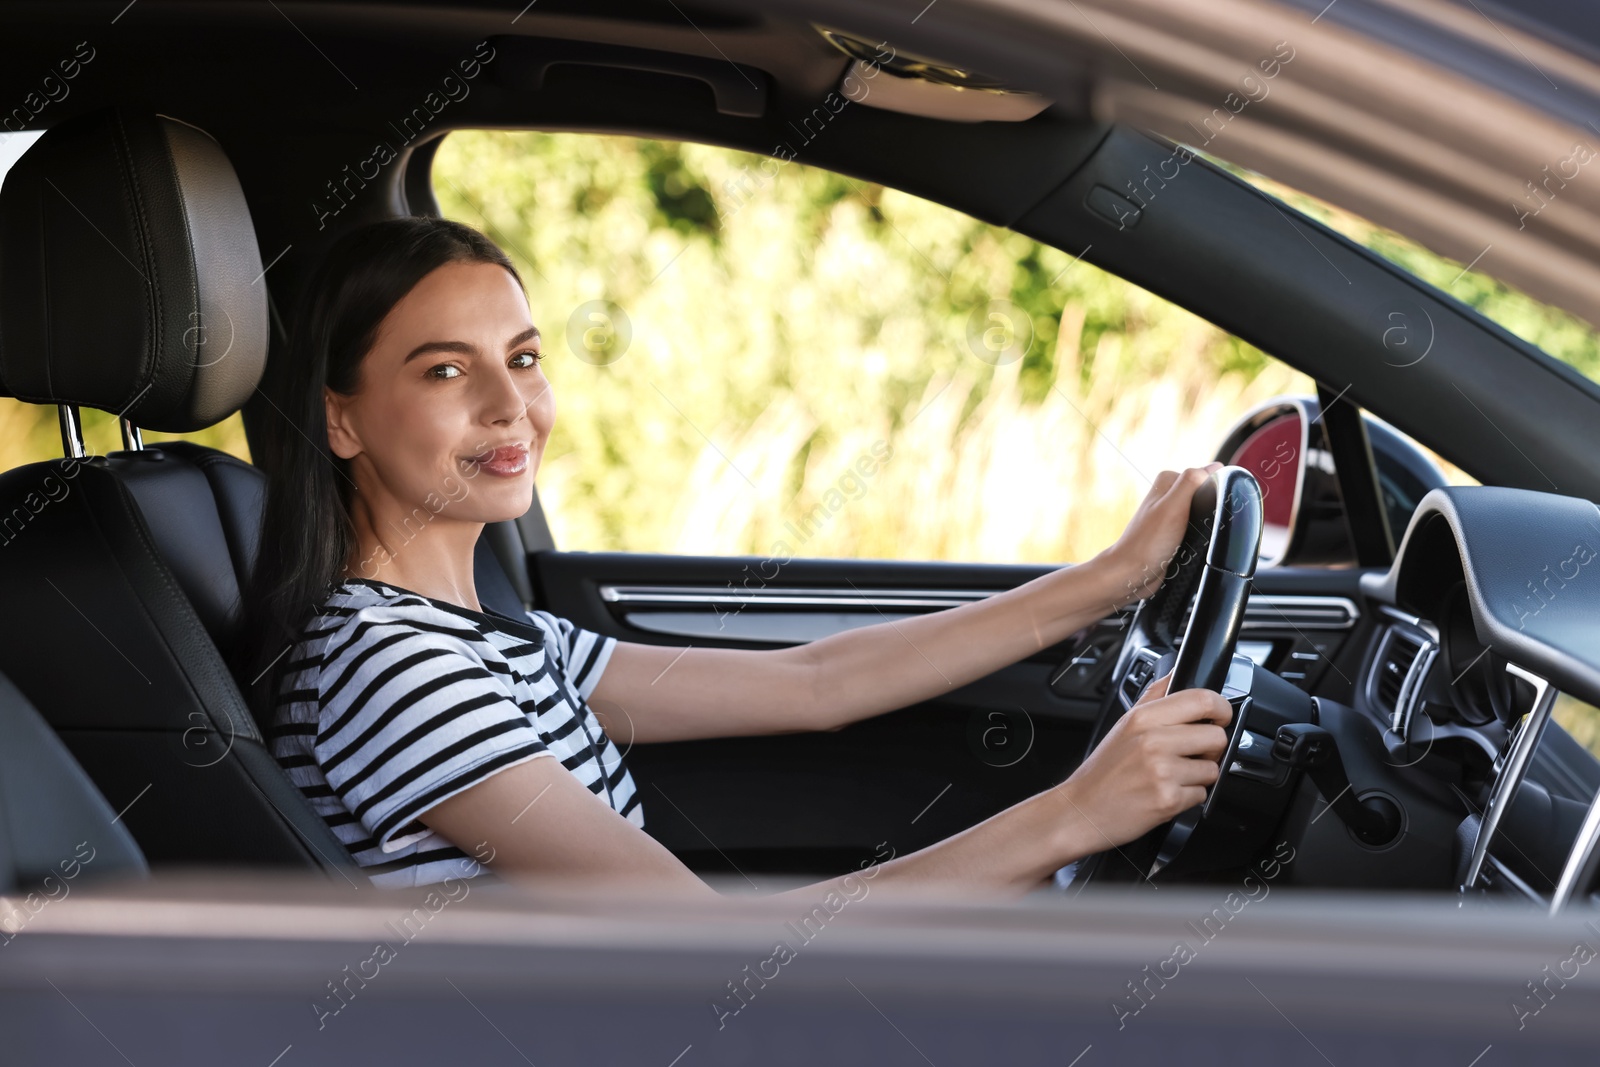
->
xmin=1205 ymin=151 xmax=1600 ymax=390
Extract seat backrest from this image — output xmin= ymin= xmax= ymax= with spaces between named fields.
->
xmin=0 ymin=107 xmax=361 ymax=881
xmin=106 ymin=440 xmax=265 ymax=662
xmin=117 ymin=439 xmax=530 ymax=665
xmin=0 ymin=454 xmax=363 ymax=875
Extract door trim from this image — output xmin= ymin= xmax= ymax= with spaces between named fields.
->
xmin=599 ymin=585 xmax=1360 ymax=642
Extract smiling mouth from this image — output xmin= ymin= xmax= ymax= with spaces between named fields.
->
xmin=462 ymin=443 xmax=530 ymax=475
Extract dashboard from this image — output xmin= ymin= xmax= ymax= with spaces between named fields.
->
xmin=1356 ymin=485 xmax=1600 ymax=910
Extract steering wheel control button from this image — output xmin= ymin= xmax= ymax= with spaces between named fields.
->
xmin=1117 ymin=646 xmax=1163 ymax=709
xmin=1277 ymin=635 xmax=1342 ymax=689
xmin=1228 ymin=728 xmax=1280 ymax=784
xmin=1223 ymin=654 xmax=1254 ymax=699
xmin=1048 ymin=622 xmax=1127 ymax=698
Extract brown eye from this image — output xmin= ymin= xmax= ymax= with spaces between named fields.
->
xmin=511 ymin=350 xmax=543 ymax=368
xmin=428 ymin=363 xmax=462 ymax=380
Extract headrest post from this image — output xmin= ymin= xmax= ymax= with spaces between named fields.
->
xmin=57 ymin=404 xmax=86 ymax=459
xmin=120 ymin=419 xmax=144 ymax=452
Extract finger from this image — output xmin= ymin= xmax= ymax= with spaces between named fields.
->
xmin=1160 ymin=722 xmax=1232 ymax=761
xmin=1167 ymin=755 xmax=1223 ymax=787
xmin=1160 ymin=465 xmax=1212 ymax=505
xmin=1164 ymin=783 xmax=1209 ymax=815
xmin=1150 ymin=469 xmax=1180 ymax=495
xmin=1142 ymin=688 xmax=1234 ymax=728
xmin=1133 ymin=669 xmax=1173 ymax=706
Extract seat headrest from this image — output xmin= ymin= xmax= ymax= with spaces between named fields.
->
xmin=0 ymin=108 xmax=268 ymax=433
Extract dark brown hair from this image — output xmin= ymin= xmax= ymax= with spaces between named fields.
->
xmin=231 ymin=216 xmax=521 ymax=727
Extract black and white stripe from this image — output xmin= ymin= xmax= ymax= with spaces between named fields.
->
xmin=269 ymin=577 xmax=642 ymax=889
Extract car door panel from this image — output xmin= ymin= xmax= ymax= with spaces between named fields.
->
xmin=532 ymin=550 xmax=1372 ymax=877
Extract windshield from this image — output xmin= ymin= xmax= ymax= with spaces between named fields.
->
xmin=1205 ymin=151 xmax=1600 ymax=391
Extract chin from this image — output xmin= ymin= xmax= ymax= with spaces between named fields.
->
xmin=481 ymin=484 xmax=536 ymax=523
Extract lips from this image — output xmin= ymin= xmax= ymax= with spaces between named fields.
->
xmin=463 ymin=442 xmax=529 ymax=476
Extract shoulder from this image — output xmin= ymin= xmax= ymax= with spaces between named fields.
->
xmin=523 ymin=607 xmax=617 ymax=698
xmin=523 ymin=607 xmax=575 ymax=644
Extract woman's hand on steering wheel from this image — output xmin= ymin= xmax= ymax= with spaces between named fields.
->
xmin=1056 ymin=669 xmax=1234 ymax=854
xmin=1096 ymin=462 xmax=1225 ymax=610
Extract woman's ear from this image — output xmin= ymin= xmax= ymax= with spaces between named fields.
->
xmin=324 ymin=386 xmax=362 ymax=460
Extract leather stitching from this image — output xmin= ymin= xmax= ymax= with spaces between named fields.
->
xmin=152 ymin=117 xmax=202 ymax=423
xmin=110 ymin=111 xmax=162 ymax=420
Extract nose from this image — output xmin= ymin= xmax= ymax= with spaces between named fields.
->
xmin=479 ymin=354 xmax=538 ymax=427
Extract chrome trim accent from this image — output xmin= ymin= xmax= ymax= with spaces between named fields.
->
xmin=1222 ymin=652 xmax=1255 ymax=698
xmin=608 ymin=584 xmax=1359 ymax=628
xmin=1376 ymin=603 xmax=1442 ymax=641
xmin=119 ymin=419 xmax=143 ymax=452
xmin=622 ymin=611 xmax=917 ymax=643
xmin=1239 ymin=594 xmax=1360 ymax=630
xmin=1397 ymin=642 xmax=1439 ymax=740
xmin=1181 ymin=593 xmax=1360 ymax=631
xmin=599 ymin=585 xmax=1003 ymax=609
xmin=1550 ymin=787 xmax=1600 ymax=914
xmin=1377 ymin=603 xmax=1428 ymax=630
xmin=1462 ymin=662 xmax=1557 ymax=890
xmin=57 ymin=403 xmax=85 ymax=459
xmin=1364 ymin=623 xmax=1438 ymax=740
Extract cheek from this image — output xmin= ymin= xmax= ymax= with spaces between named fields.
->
xmin=526 ymin=374 xmax=555 ymax=434
xmin=373 ymin=399 xmax=460 ymax=494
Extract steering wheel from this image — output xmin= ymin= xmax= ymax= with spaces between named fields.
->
xmin=1062 ymin=465 xmax=1264 ymax=888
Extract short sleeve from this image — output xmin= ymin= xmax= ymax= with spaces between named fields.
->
xmin=526 ymin=609 xmax=618 ymax=701
xmin=315 ymin=608 xmax=553 ymax=854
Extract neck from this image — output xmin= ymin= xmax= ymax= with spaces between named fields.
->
xmin=344 ymin=498 xmax=484 ymax=613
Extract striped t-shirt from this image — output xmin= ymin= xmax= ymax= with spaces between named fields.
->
xmin=268 ymin=576 xmax=644 ymax=889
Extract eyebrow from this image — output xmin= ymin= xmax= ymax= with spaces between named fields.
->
xmin=403 ymin=325 xmax=541 ymax=364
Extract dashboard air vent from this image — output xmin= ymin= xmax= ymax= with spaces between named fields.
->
xmin=1370 ymin=624 xmax=1431 ymax=725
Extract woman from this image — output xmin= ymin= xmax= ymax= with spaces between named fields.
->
xmin=235 ymin=216 xmax=1232 ymax=900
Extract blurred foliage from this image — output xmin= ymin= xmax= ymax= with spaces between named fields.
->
xmin=1555 ymin=692 xmax=1600 ymax=762
xmin=433 ymin=129 xmax=1318 ymax=563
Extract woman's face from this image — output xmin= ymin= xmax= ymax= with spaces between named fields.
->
xmin=324 ymin=259 xmax=553 ymax=527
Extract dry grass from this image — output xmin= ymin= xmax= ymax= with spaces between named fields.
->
xmin=539 ymin=308 xmax=1317 ymax=564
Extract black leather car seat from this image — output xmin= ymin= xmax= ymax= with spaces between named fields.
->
xmin=0 ymin=108 xmax=367 ymax=879
xmin=0 ymin=107 xmax=538 ymax=881
xmin=0 ymin=667 xmax=148 ymax=896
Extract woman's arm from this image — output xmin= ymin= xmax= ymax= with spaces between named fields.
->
xmin=419 ymin=670 xmax=1230 ymax=900
xmin=588 ymin=465 xmax=1219 ymax=745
